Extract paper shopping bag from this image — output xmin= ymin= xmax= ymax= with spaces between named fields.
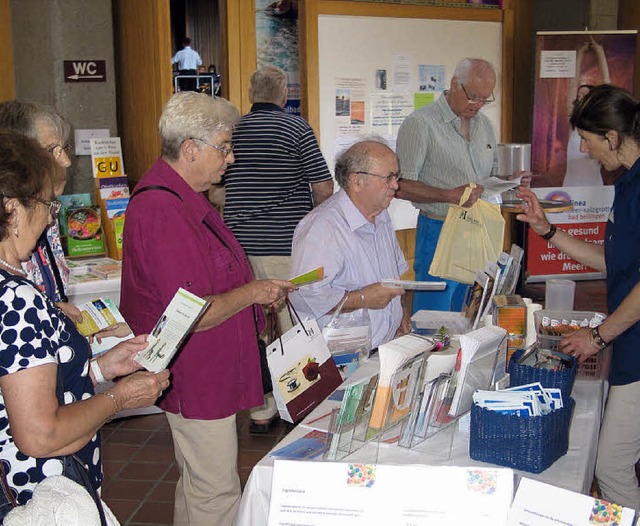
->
xmin=266 ymin=319 xmax=343 ymax=423
xmin=429 ymin=184 xmax=505 ymax=284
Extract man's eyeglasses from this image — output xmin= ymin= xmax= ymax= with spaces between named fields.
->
xmin=192 ymin=137 xmax=234 ymax=158
xmin=32 ymin=196 xmax=61 ymax=216
xmin=353 ymin=171 xmax=401 ymax=184
xmin=46 ymin=143 xmax=71 ymax=160
xmin=460 ymin=83 xmax=495 ymax=105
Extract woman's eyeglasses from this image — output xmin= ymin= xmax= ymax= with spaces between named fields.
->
xmin=32 ymin=197 xmax=61 ymax=215
xmin=192 ymin=137 xmax=235 ymax=158
xmin=46 ymin=143 xmax=72 ymax=160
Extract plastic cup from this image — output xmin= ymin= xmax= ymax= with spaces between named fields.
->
xmin=545 ymin=279 xmax=576 ymax=311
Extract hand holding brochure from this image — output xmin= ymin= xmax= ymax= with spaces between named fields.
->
xmin=134 ymin=288 xmax=210 ymax=373
xmin=75 ymin=297 xmax=129 ymax=337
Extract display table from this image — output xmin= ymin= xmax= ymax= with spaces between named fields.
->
xmin=67 ymin=276 xmax=122 ymax=307
xmin=234 ymin=357 xmax=605 ymax=526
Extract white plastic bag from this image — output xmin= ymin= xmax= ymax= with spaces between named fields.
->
xmin=322 ymin=294 xmax=372 ymax=379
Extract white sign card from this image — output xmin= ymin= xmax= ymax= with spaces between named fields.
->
xmin=506 ymin=477 xmax=635 ymax=526
xmin=74 ymin=129 xmax=110 ymax=156
xmin=268 ymin=460 xmax=514 ymax=525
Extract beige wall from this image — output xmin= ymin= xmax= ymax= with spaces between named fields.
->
xmin=9 ymin=0 xmax=118 ymax=194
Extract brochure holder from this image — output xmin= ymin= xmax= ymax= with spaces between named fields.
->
xmin=324 ymin=350 xmax=430 ymax=462
xmin=398 ymin=373 xmax=458 ymax=452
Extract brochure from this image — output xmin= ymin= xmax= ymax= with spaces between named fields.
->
xmin=447 ymin=325 xmax=507 ymax=417
xmin=290 ymin=267 xmax=324 ymax=286
xmin=381 ymin=279 xmax=447 ymax=291
xmin=75 ymin=297 xmax=129 ymax=337
xmin=367 ymin=334 xmax=433 ymax=433
xmin=270 ymin=430 xmax=330 ymax=460
xmin=134 ymin=288 xmax=210 ymax=373
xmin=506 ymin=478 xmax=635 ymax=526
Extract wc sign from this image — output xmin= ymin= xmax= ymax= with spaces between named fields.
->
xmin=63 ymin=60 xmax=106 ymax=82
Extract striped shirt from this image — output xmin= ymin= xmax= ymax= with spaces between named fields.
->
xmin=223 ymin=103 xmax=332 ymax=256
xmin=396 ymin=93 xmax=498 ymax=218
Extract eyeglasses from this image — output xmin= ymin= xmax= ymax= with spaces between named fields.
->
xmin=32 ymin=196 xmax=61 ymax=216
xmin=192 ymin=137 xmax=234 ymax=158
xmin=46 ymin=143 xmax=72 ymax=160
xmin=353 ymin=171 xmax=401 ymax=184
xmin=460 ymin=83 xmax=495 ymax=105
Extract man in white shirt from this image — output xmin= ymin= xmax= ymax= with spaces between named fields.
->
xmin=172 ymin=38 xmax=202 ymax=92
xmin=290 ymin=139 xmax=410 ymax=350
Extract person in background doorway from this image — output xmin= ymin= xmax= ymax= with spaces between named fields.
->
xmin=516 ymin=84 xmax=640 ymax=512
xmin=213 ymin=64 xmax=333 ymax=434
xmin=0 ymin=100 xmax=81 ymax=324
xmin=172 ymin=38 xmax=202 ymax=92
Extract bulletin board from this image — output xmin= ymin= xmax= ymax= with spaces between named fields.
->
xmin=317 ymin=14 xmax=503 ymax=229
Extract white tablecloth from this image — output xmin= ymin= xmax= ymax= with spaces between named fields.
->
xmin=234 ymin=358 xmax=605 ymax=526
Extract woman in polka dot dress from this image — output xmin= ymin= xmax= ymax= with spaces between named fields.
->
xmin=0 ymin=130 xmax=170 ymax=509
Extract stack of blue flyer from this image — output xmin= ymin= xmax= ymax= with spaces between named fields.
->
xmin=473 ymin=382 xmax=563 ymax=417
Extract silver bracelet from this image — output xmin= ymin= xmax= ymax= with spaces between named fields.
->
xmin=90 ymin=358 xmax=106 ymax=384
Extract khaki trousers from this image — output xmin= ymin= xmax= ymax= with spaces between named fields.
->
xmin=248 ymin=255 xmax=294 ymax=421
xmin=595 ymin=380 xmax=640 ymax=511
xmin=166 ymin=412 xmax=240 ymax=526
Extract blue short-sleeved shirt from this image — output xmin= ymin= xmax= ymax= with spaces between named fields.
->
xmin=604 ymin=157 xmax=640 ymax=385
xmin=0 ymin=270 xmax=101 ymax=504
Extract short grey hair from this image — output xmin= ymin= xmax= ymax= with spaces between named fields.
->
xmin=159 ymin=92 xmax=240 ymax=160
xmin=0 ymin=100 xmax=71 ymax=144
xmin=334 ymin=137 xmax=391 ymax=189
xmin=250 ymin=65 xmax=288 ymax=104
xmin=453 ymin=58 xmax=496 ymax=85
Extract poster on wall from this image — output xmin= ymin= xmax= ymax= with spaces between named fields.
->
xmin=528 ymin=31 xmax=637 ymax=281
xmin=255 ymin=0 xmax=300 ymax=115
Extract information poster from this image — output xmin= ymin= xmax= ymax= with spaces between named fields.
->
xmin=527 ymin=186 xmax=613 ymax=279
xmin=528 ymin=31 xmax=637 ymax=280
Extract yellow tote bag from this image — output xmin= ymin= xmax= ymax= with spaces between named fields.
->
xmin=429 ymin=184 xmax=505 ymax=285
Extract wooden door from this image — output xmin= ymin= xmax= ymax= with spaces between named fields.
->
xmin=0 ymin=0 xmax=15 ymax=102
xmin=113 ymin=0 xmax=173 ymax=185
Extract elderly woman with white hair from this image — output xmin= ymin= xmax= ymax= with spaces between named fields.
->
xmin=0 ymin=100 xmax=81 ymax=324
xmin=120 ymin=92 xmax=296 ymax=525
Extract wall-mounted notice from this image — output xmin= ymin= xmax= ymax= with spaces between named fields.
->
xmin=335 ymin=77 xmax=366 ymax=137
xmin=391 ymin=53 xmax=413 ymax=93
xmin=418 ymin=65 xmax=445 ymax=92
xmin=370 ymin=93 xmax=413 ymax=136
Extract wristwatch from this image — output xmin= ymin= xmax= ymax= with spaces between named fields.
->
xmin=589 ymin=326 xmax=608 ymax=350
xmin=540 ymin=224 xmax=557 ymax=241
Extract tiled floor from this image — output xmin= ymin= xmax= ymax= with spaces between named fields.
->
xmin=101 ymin=410 xmax=293 ymax=525
xmin=101 ymin=279 xmax=608 ymax=525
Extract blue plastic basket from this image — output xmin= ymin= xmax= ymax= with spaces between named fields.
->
xmin=469 ymin=397 xmax=574 ymax=474
xmin=508 ymin=348 xmax=576 ymax=397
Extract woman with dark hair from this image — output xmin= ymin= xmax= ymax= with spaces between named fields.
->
xmin=0 ymin=129 xmax=169 ymax=514
xmin=517 ymin=84 xmax=640 ymax=510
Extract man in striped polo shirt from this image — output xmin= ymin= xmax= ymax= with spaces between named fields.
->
xmin=396 ymin=58 xmax=497 ymax=313
xmin=216 ymin=64 xmax=333 ymax=432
